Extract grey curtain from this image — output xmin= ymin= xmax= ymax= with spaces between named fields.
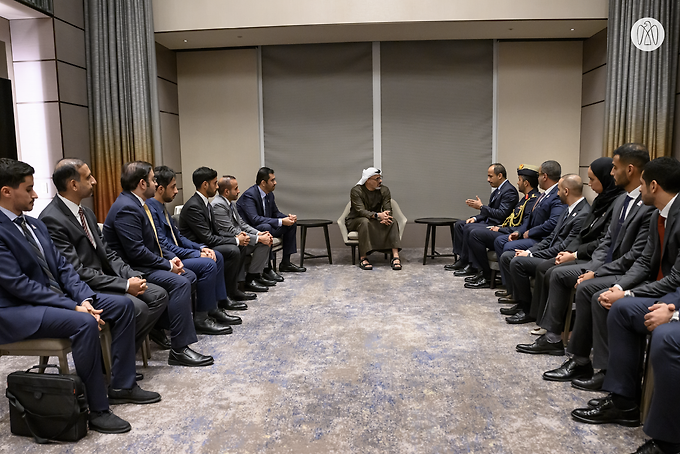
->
xmin=84 ymin=0 xmax=161 ymax=220
xmin=605 ymin=0 xmax=680 ymax=158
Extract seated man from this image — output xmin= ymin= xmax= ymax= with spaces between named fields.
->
xmin=464 ymin=164 xmax=540 ymax=288
xmin=147 ymin=166 xmax=242 ymax=335
xmin=500 ymin=174 xmax=590 ymax=328
xmin=345 ymin=168 xmax=402 ymax=270
xmin=212 ymin=175 xmax=275 ymax=292
xmin=179 ymin=166 xmax=254 ymax=302
xmin=0 ymin=158 xmax=160 ymax=434
xmin=104 ymin=161 xmax=214 ymax=367
xmin=447 ymin=163 xmax=518 ymax=275
xmin=237 ymin=166 xmax=305 ymax=274
xmin=571 ymin=293 xmax=680 ymax=454
xmin=40 ymin=158 xmax=168 ymax=357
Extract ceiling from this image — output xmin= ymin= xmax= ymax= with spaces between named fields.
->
xmin=155 ymin=19 xmax=608 ymax=51
xmin=0 ymin=0 xmax=46 ymax=20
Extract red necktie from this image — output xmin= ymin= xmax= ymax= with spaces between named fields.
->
xmin=78 ymin=207 xmax=96 ymax=247
xmin=657 ymin=215 xmax=666 ymax=281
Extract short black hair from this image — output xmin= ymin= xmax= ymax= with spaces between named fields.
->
xmin=52 ymin=158 xmax=86 ymax=193
xmin=540 ymin=160 xmax=561 ymax=181
xmin=192 ymin=166 xmax=218 ymax=189
xmin=0 ymin=158 xmax=34 ymax=189
xmin=121 ymin=161 xmax=153 ymax=192
xmin=613 ymin=143 xmax=650 ymax=170
xmin=490 ymin=163 xmax=507 ymax=179
xmin=256 ymin=167 xmax=274 ymax=186
xmin=154 ymin=165 xmax=176 ymax=189
xmin=641 ymin=157 xmax=680 ymax=194
xmin=519 ymin=174 xmax=538 ymax=190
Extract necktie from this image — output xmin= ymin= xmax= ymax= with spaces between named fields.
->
xmin=548 ymin=209 xmax=569 ymax=247
xmin=78 ymin=207 xmax=96 ymax=248
xmin=13 ymin=216 xmax=63 ymax=294
xmin=657 ymin=215 xmax=666 ymax=281
xmin=164 ymin=209 xmax=179 ymax=246
xmin=604 ymin=196 xmax=633 ymax=264
xmin=532 ymin=191 xmax=546 ymax=212
xmin=143 ymin=204 xmax=164 ymax=258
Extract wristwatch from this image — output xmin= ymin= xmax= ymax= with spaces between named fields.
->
xmin=671 ymin=310 xmax=680 ymax=323
xmin=374 ymin=213 xmax=378 ymax=220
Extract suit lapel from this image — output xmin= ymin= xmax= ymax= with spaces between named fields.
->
xmin=26 ymin=217 xmax=60 ymax=278
xmin=0 ymin=213 xmax=40 ymax=270
xmin=661 ymin=198 xmax=680 ymax=258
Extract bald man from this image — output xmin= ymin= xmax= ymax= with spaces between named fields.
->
xmin=500 ymin=175 xmax=591 ymax=330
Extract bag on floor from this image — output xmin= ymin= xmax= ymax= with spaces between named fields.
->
xmin=5 ymin=364 xmax=88 ymax=443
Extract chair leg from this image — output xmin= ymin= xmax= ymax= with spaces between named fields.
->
xmin=351 ymin=245 xmax=356 ymax=265
xmin=640 ymin=338 xmax=654 ymax=424
xmin=39 ymin=356 xmax=49 ymax=373
xmin=141 ymin=335 xmax=150 ymax=367
xmin=562 ymin=290 xmax=576 ymax=345
xmin=490 ymin=270 xmax=497 ymax=289
xmin=57 ymin=353 xmax=70 ymax=375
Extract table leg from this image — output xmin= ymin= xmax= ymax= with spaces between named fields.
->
xmin=299 ymin=225 xmax=307 ymax=268
xmin=323 ymin=225 xmax=333 ymax=264
xmin=423 ymin=224 xmax=431 ymax=265
xmin=431 ymin=226 xmax=437 ymax=257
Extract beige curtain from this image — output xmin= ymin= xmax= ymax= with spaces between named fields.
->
xmin=605 ymin=0 xmax=680 ymax=158
xmin=84 ymin=0 xmax=161 ymax=220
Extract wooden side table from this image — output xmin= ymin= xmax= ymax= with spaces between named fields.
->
xmin=414 ymin=217 xmax=460 ymax=265
xmin=298 ymin=219 xmax=333 ymax=267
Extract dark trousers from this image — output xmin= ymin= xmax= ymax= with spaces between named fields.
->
xmin=211 ymin=244 xmax=240 ymax=297
xmin=145 ymin=269 xmax=198 ymax=350
xmin=566 ymin=275 xmax=617 ymax=369
xmin=468 ymin=228 xmax=504 ymax=279
xmin=504 ymin=254 xmax=546 ymax=312
xmin=604 ymin=296 xmax=680 ymax=442
xmin=496 ymin=238 xmax=537 ymax=286
xmin=256 ymin=222 xmax=297 ymax=261
xmin=27 ymin=293 xmax=136 ymax=412
xmin=453 ymin=221 xmax=488 ymax=264
xmin=535 ymin=262 xmax=587 ymax=331
xmin=183 ymin=256 xmax=221 ymax=312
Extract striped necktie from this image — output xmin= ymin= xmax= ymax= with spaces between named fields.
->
xmin=78 ymin=207 xmax=96 ymax=248
xmin=143 ymin=204 xmax=164 ymax=258
xmin=13 ymin=216 xmax=63 ymax=294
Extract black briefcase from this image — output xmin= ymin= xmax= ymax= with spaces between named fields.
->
xmin=5 ymin=365 xmax=89 ymax=443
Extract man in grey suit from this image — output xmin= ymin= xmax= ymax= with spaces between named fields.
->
xmin=39 ymin=158 xmax=169 ymax=355
xmin=212 ymin=175 xmax=275 ymax=292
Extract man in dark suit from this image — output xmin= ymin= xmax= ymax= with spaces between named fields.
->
xmin=40 ymin=158 xmax=168 ymax=356
xmin=178 ymin=166 xmax=254 ymax=302
xmin=0 ymin=158 xmax=160 ymax=434
xmin=447 ymin=163 xmax=518 ymax=276
xmin=148 ymin=165 xmax=242 ymax=335
xmin=541 ymin=144 xmax=653 ymax=389
xmin=236 ymin=167 xmax=306 ymax=274
xmin=498 ymin=175 xmax=590 ymax=330
xmin=103 ymin=161 xmax=213 ymax=367
xmin=212 ymin=175 xmax=275 ymax=292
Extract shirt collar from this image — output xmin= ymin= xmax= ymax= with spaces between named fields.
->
xmin=217 ymin=194 xmax=232 ymax=206
xmin=257 ymin=186 xmax=267 ymax=199
xmin=195 ymin=191 xmax=209 ymax=206
xmin=57 ymin=194 xmax=82 ymax=218
xmin=131 ymin=191 xmax=146 ymax=206
xmin=0 ymin=205 xmax=19 ymax=222
xmin=568 ymin=197 xmax=585 ymax=214
xmin=660 ymin=194 xmax=678 ymax=219
xmin=627 ymin=186 xmax=641 ymax=199
xmin=543 ymin=183 xmax=558 ymax=196
xmin=494 ymin=179 xmax=507 ymax=192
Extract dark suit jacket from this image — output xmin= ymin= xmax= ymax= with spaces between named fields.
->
xmin=615 ymin=196 xmax=680 ymax=297
xmin=477 ymin=180 xmax=519 ymax=225
xmin=589 ymin=193 xmax=654 ymax=277
xmin=39 ymin=196 xmax=142 ymax=294
xmin=179 ymin=192 xmax=237 ymax=247
xmin=236 ymin=184 xmax=285 ymax=229
xmin=517 ymin=185 xmax=566 ymax=240
xmin=529 ymin=198 xmax=590 ymax=259
xmin=103 ymin=191 xmax=175 ymax=274
xmin=0 ymin=212 xmax=95 ymax=344
xmin=146 ymin=197 xmax=203 ymax=260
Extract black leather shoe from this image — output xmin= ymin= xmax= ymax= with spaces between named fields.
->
xmin=244 ymin=280 xmax=269 ymax=292
xmin=136 ymin=372 xmax=144 ymax=381
xmin=495 ymin=289 xmax=509 ymax=297
xmin=631 ymin=440 xmax=666 ymax=454
xmin=571 ymin=394 xmax=640 ymax=426
xmin=464 ymin=271 xmax=484 ymax=283
xmin=149 ymin=328 xmax=171 ymax=350
xmin=168 ymin=347 xmax=214 ymax=367
xmin=89 ymin=410 xmax=131 ymax=434
xmin=444 ymin=260 xmax=467 ymax=271
xmin=572 ymin=370 xmax=606 ymax=391
xmin=108 ymin=384 xmax=161 ymax=405
xmin=498 ymin=296 xmax=516 ymax=304
xmin=543 ymin=358 xmax=593 ymax=381
xmin=500 ymin=304 xmax=521 ymax=316
xmin=516 ymin=334 xmax=564 ymax=355
xmin=222 ymin=295 xmax=249 ymax=309
xmin=194 ymin=317 xmax=233 ymax=335
xmin=231 ymin=290 xmax=256 ymax=301
xmin=209 ymin=308 xmax=242 ymax=325
xmin=255 ymin=276 xmax=277 ymax=287
xmin=506 ymin=310 xmax=536 ymax=325
xmin=464 ymin=277 xmax=491 ymax=289
xmin=453 ymin=264 xmax=476 ymax=277
xmin=279 ymin=262 xmax=306 ymax=272
xmin=588 ymin=396 xmax=607 ymax=407
xmin=263 ymin=268 xmax=284 ymax=282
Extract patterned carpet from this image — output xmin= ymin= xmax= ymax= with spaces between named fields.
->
xmin=0 ymin=248 xmax=647 ymax=453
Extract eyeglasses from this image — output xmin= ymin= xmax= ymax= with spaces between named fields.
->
xmin=370 ymin=176 xmax=383 ymax=181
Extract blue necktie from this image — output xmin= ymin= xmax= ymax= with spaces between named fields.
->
xmin=605 ymin=196 xmax=633 ymax=264
xmin=14 ymin=216 xmax=63 ymax=294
